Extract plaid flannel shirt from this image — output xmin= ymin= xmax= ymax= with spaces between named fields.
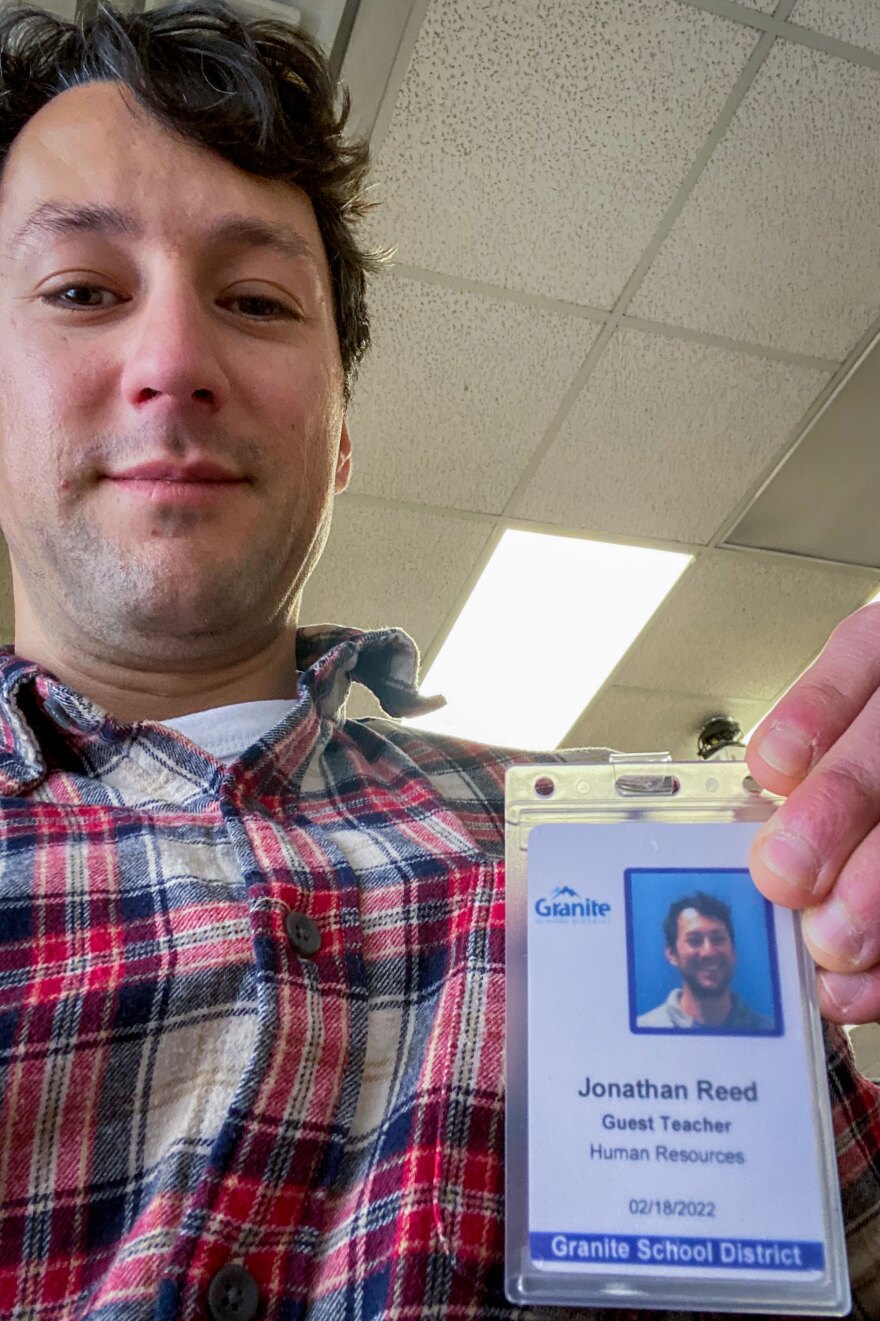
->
xmin=0 ymin=624 xmax=878 ymax=1321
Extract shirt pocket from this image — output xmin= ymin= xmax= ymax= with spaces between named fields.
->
xmin=430 ymin=857 xmax=507 ymax=1295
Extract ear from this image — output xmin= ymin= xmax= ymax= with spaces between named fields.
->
xmin=334 ymin=416 xmax=352 ymax=494
xmin=664 ymin=946 xmax=679 ymax=969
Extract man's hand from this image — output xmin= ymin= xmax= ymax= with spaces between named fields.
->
xmin=747 ymin=601 xmax=880 ymax=1025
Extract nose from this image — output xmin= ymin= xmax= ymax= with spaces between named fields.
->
xmin=118 ymin=278 xmax=231 ymax=418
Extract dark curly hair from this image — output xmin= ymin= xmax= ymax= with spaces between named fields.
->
xmin=0 ymin=0 xmax=383 ymax=401
xmin=662 ymin=891 xmax=735 ymax=950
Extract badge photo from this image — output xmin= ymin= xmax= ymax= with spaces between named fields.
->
xmin=626 ymin=870 xmax=783 ymax=1038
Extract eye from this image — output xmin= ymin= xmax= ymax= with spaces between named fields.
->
xmin=40 ymin=284 xmax=301 ymax=320
xmin=229 ymin=293 xmax=300 ymax=320
xmin=41 ymin=284 xmax=113 ymax=309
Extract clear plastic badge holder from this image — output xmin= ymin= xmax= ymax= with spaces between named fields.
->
xmin=504 ymin=756 xmax=850 ymax=1315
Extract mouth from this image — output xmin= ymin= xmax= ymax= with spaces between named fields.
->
xmin=102 ymin=460 xmax=249 ymax=505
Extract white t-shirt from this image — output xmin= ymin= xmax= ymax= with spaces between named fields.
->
xmin=159 ymin=699 xmax=298 ymax=763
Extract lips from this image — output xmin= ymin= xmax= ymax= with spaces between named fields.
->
xmin=105 ymin=460 xmax=243 ymax=482
xmin=100 ymin=458 xmax=249 ymax=509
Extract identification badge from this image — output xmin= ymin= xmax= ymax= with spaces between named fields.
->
xmin=504 ymin=760 xmax=850 ymax=1315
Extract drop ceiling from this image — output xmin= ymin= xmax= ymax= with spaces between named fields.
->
xmin=301 ymin=0 xmax=880 ymax=755
xmin=0 ymin=0 xmax=877 ymax=758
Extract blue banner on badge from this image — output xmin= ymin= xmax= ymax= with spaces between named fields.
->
xmin=529 ymin=1232 xmax=825 ymax=1271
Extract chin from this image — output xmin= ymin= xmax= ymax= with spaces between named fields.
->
xmin=60 ymin=521 xmax=304 ymax=646
xmin=114 ymin=588 xmax=253 ymax=642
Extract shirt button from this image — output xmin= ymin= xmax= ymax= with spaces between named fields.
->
xmin=284 ymin=909 xmax=321 ymax=957
xmin=207 ymin=1264 xmax=260 ymax=1321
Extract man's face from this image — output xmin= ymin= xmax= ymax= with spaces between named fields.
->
xmin=0 ymin=81 xmax=351 ymax=664
xmin=666 ymin=908 xmax=735 ymax=999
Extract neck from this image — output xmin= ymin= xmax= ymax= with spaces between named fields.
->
xmin=12 ymin=625 xmax=300 ymax=724
xmin=680 ymin=986 xmax=733 ymax=1026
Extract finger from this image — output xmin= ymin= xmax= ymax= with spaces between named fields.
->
xmin=746 ymin=602 xmax=880 ymax=798
xmin=817 ymin=966 xmax=880 ymax=1025
xmin=799 ymin=823 xmax=880 ymax=974
xmin=748 ymin=684 xmax=880 ymax=911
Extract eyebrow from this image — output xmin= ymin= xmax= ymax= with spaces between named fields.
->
xmin=7 ymin=201 xmax=317 ymax=264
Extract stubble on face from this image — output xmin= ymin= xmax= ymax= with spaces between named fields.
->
xmin=12 ymin=410 xmax=340 ymax=665
xmin=26 ymin=428 xmax=322 ymax=655
xmin=671 ymin=910 xmax=735 ymax=1003
xmin=0 ymin=81 xmax=349 ymax=678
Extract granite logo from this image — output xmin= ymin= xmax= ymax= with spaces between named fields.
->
xmin=534 ymin=885 xmax=611 ymax=922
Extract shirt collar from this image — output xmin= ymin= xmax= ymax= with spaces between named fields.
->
xmin=0 ymin=625 xmax=444 ymax=795
xmin=667 ymin=987 xmax=745 ymax=1029
xmin=294 ymin=624 xmax=443 ymax=722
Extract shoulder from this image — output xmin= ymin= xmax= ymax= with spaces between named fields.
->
xmin=637 ymin=1001 xmax=675 ymax=1027
xmin=349 ymin=718 xmax=614 ymax=859
xmin=728 ymin=994 xmax=776 ymax=1033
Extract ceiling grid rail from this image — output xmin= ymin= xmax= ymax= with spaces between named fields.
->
xmin=384 ymin=264 xmax=840 ymax=374
xmin=679 ymin=0 xmax=880 ymax=74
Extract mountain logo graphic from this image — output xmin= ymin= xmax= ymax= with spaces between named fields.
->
xmin=534 ymin=883 xmax=611 ymax=922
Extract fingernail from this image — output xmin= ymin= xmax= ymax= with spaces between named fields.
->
xmin=818 ymin=970 xmax=867 ymax=1017
xmin=758 ymin=723 xmax=814 ymax=778
xmin=803 ymin=899 xmax=865 ymax=967
xmin=757 ymin=829 xmax=818 ymax=893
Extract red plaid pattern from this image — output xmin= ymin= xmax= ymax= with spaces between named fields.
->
xmin=0 ymin=624 xmax=876 ymax=1320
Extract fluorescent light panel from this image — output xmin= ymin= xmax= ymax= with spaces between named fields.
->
xmin=406 ymin=529 xmax=691 ymax=748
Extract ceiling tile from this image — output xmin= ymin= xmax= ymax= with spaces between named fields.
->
xmin=513 ymin=328 xmax=829 ymax=542
xmin=300 ymin=495 xmax=493 ymax=661
xmin=848 ymin=1022 xmax=880 ymax=1079
xmin=367 ymin=0 xmax=756 ymax=307
xmin=561 ymin=684 xmax=770 ymax=758
xmin=348 ymin=273 xmax=598 ymax=511
xmin=790 ymin=0 xmax=880 ymax=54
xmin=611 ymin=551 xmax=878 ymax=701
xmin=726 ymin=331 xmax=880 ymax=568
xmin=737 ymin=0 xmax=777 ymax=10
xmin=630 ymin=39 xmax=880 ymax=360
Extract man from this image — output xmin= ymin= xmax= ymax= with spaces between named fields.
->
xmin=637 ymin=892 xmax=775 ymax=1032
xmin=0 ymin=2 xmax=878 ymax=1317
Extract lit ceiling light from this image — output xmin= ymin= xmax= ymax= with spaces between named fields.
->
xmin=406 ymin=529 xmax=691 ymax=749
